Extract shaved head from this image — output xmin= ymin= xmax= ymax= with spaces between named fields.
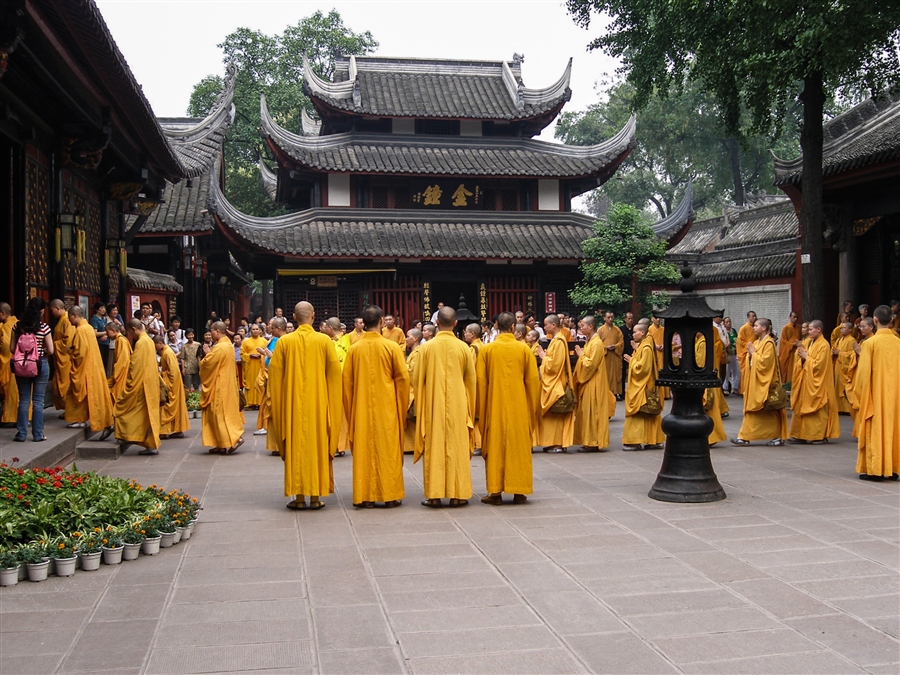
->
xmin=210 ymin=321 xmax=227 ymax=333
xmin=436 ymin=306 xmax=457 ymax=329
xmin=581 ymin=315 xmax=596 ymax=329
xmin=127 ymin=318 xmax=143 ymax=331
xmin=49 ymin=298 xmax=65 ymax=310
xmin=633 ymin=323 xmax=647 ymax=340
xmin=497 ymin=312 xmax=516 ymax=332
xmin=68 ymin=305 xmax=83 ymax=317
xmin=294 ymin=301 xmax=314 ymax=324
xmin=0 ymin=302 xmax=10 ymax=318
xmin=465 ymin=323 xmax=481 ymax=338
xmin=272 ymin=317 xmax=287 ymax=331
xmin=544 ymin=314 xmax=560 ymax=327
xmin=326 ymin=317 xmax=342 ymax=331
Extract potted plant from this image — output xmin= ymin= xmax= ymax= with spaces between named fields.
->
xmin=140 ymin=518 xmax=162 ymax=556
xmin=186 ymin=391 xmax=201 ymax=418
xmin=158 ymin=513 xmax=177 ymax=548
xmin=0 ymin=549 xmax=20 ymax=586
xmin=20 ymin=545 xmax=50 ymax=582
xmin=122 ymin=527 xmax=144 ymax=561
xmin=52 ymin=538 xmax=78 ymax=577
xmin=76 ymin=531 xmax=103 ymax=571
xmin=101 ymin=527 xmax=125 ymax=565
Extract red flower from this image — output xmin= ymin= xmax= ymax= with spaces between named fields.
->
xmin=11 ymin=457 xmax=19 ymax=463
xmin=16 ymin=494 xmax=24 ymax=499
xmin=36 ymin=478 xmax=47 ymax=485
xmin=20 ymin=484 xmax=27 ymax=490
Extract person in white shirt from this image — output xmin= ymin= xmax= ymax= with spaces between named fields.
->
xmin=430 ymin=302 xmax=444 ymax=325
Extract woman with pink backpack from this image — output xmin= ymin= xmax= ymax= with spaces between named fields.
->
xmin=11 ymin=297 xmax=54 ymax=442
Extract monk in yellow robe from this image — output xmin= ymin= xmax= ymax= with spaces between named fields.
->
xmin=49 ymin=299 xmax=75 ymax=410
xmin=348 ymin=317 xmax=365 ymax=345
xmin=0 ymin=304 xmax=20 ymax=425
xmin=254 ymin=318 xmax=287 ymax=451
xmin=477 ymin=312 xmax=540 ymax=504
xmin=240 ymin=324 xmax=267 ymax=408
xmin=403 ymin=328 xmax=423 ymax=454
xmin=200 ymin=322 xmax=245 ymax=454
xmin=155 ymin=337 xmax=190 ymax=439
xmin=732 ymin=319 xmax=788 ymax=446
xmin=573 ymin=315 xmax=610 ymax=452
xmin=64 ymin=307 xmax=112 ymax=432
xmin=536 ymin=314 xmax=575 ymax=451
xmin=463 ymin=324 xmax=484 ymax=453
xmin=112 ymin=321 xmax=160 ymax=453
xmin=789 ymin=320 xmax=841 ymax=443
xmin=647 ymin=316 xmax=669 ymax=400
xmin=381 ymin=314 xmax=405 ymax=346
xmin=850 ymin=318 xmax=876 ymax=437
xmin=736 ymin=311 xmax=757 ymax=396
xmin=696 ymin=334 xmax=726 ymax=445
xmin=598 ymin=312 xmax=624 ymax=397
xmin=343 ymin=305 xmax=409 ymax=507
xmin=105 ymin=322 xmax=132 ymax=406
xmin=779 ymin=312 xmax=801 ymax=385
xmin=831 ymin=322 xmax=857 ymax=415
xmin=854 ymin=305 xmax=900 ymax=480
xmin=623 ymin=323 xmax=665 ymax=449
xmin=269 ymin=302 xmax=342 ymax=509
xmin=414 ymin=308 xmax=476 ymax=507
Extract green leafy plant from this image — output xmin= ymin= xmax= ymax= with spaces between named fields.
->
xmin=53 ymin=538 xmax=77 ymax=559
xmin=101 ymin=526 xmax=124 ymax=549
xmin=185 ymin=391 xmax=201 ymax=411
xmin=123 ymin=527 xmax=145 ymax=545
xmin=0 ymin=548 xmax=19 ymax=569
xmin=17 ymin=544 xmax=46 ymax=565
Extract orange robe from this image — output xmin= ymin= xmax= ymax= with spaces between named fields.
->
xmin=736 ymin=322 xmax=755 ymax=395
xmin=738 ymin=335 xmax=788 ymax=441
xmin=647 ymin=323 xmax=669 ymax=400
xmin=200 ymin=336 xmax=245 ymax=450
xmin=64 ymin=321 xmax=113 ymax=431
xmin=381 ymin=326 xmax=405 ymax=346
xmin=778 ymin=323 xmax=801 ymax=385
xmin=536 ymin=332 xmax=575 ymax=447
xmin=573 ymin=334 xmax=611 ymax=449
xmin=159 ymin=346 xmax=190 ymax=436
xmin=598 ymin=323 xmax=624 ymax=396
xmin=113 ymin=333 xmax=160 ymax=450
xmin=854 ymin=329 xmax=900 ymax=477
xmin=107 ymin=333 xmax=132 ymax=406
xmin=0 ymin=316 xmax=20 ymax=424
xmin=832 ymin=334 xmax=857 ymax=415
xmin=622 ymin=335 xmax=664 ymax=445
xmin=52 ymin=313 xmax=75 ymax=409
xmin=697 ymin=336 xmax=726 ymax=444
xmin=790 ymin=335 xmax=841 ymax=442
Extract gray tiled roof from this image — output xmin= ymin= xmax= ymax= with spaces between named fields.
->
xmin=693 ymin=253 xmax=795 ymax=284
xmin=209 ymin=174 xmax=593 ymax=260
xmin=714 ymin=200 xmax=797 ymax=250
xmin=262 ymin=95 xmax=636 ymax=178
xmin=651 ymin=182 xmax=694 ymax=241
xmin=126 ymin=267 xmax=184 ymax=293
xmin=136 ymin=175 xmax=214 ymax=234
xmin=306 ymin=55 xmax=572 ymax=121
xmin=667 ymin=215 xmax=726 ymax=255
xmin=259 ymin=157 xmax=278 ymax=201
xmin=774 ymin=89 xmax=900 ymax=185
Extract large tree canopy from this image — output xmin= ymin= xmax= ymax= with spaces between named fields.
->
xmin=565 ymin=0 xmax=900 ymax=321
xmin=556 ymin=78 xmax=799 ymax=218
xmin=188 ymin=11 xmax=378 ymax=216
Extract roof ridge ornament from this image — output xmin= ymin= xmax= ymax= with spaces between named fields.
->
xmin=501 ymin=60 xmax=524 ymax=111
xmin=302 ymin=54 xmax=354 ymax=100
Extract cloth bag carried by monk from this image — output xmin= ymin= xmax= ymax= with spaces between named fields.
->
xmin=764 ymin=363 xmax=789 ymax=410
xmin=549 ymin=384 xmax=576 ymax=414
xmin=639 ymin=388 xmax=663 ymax=415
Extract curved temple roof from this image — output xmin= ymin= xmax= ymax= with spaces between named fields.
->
xmin=262 ymin=94 xmax=636 ymax=179
xmin=303 ymin=55 xmax=572 ymax=121
xmin=651 ymin=182 xmax=694 ymax=241
xmin=208 ymin=169 xmax=595 ymax=261
xmin=259 ymin=156 xmax=278 ymax=201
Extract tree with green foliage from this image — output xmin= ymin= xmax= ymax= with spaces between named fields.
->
xmin=570 ymin=203 xmax=680 ymax=316
xmin=187 ymin=10 xmax=378 ymax=216
xmin=556 ymin=78 xmax=799 ymax=218
xmin=565 ymin=0 xmax=900 ymax=321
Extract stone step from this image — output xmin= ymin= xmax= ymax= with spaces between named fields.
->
xmin=76 ymin=440 xmax=123 ymax=461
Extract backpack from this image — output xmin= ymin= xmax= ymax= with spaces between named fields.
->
xmin=12 ymin=332 xmax=39 ymax=378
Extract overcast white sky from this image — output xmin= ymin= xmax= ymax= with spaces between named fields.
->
xmin=96 ymin=0 xmax=619 ymax=142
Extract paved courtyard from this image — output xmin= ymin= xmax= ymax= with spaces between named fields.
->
xmin=0 ymin=404 xmax=898 ymax=674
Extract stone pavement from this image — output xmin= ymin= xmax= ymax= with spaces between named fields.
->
xmin=0 ymin=403 xmax=898 ymax=675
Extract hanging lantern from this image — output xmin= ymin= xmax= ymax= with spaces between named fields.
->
xmin=57 ymin=212 xmax=76 ymax=258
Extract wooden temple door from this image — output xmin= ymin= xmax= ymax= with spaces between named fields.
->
xmin=368 ymin=275 xmax=422 ymax=330
xmin=487 ymin=276 xmax=537 ymax=319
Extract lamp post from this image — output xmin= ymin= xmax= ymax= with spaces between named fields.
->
xmin=648 ymin=265 xmax=726 ymax=503
xmin=454 ymin=294 xmax=477 ymax=339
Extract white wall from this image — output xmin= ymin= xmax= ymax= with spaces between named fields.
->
xmin=538 ymin=179 xmax=560 ymax=211
xmin=696 ymin=284 xmax=793 ymax=325
xmin=327 ymin=174 xmax=351 ymax=207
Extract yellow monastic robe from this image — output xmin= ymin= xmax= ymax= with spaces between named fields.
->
xmin=712 ymin=335 xmax=730 ymax=416
xmin=334 ymin=334 xmax=351 ymax=366
xmin=476 ymin=333 xmax=540 ymax=495
xmin=736 ymin=321 xmax=755 ymax=395
xmin=107 ymin=333 xmax=132 ymax=406
xmin=559 ymin=326 xmax=572 ymax=343
xmin=854 ymin=329 xmax=900 ymax=477
xmin=779 ymin=323 xmax=801 ymax=384
xmin=536 ymin=332 xmax=575 ymax=447
xmin=200 ymin=336 xmax=245 ymax=450
xmin=381 ymin=326 xmax=405 ymax=346
xmin=696 ymin=336 xmax=726 ymax=444
xmin=790 ymin=335 xmax=841 ymax=441
xmin=240 ymin=335 xmax=267 ymax=406
xmin=52 ymin=313 xmax=75 ymax=409
xmin=64 ymin=321 xmax=112 ymax=431
xmin=348 ymin=329 xmax=364 ymax=345
xmin=403 ymin=347 xmax=421 ymax=453
xmin=623 ymin=335 xmax=665 ymax=445
xmin=256 ymin=362 xmax=270 ymax=431
xmin=598 ymin=323 xmax=624 ymax=396
xmin=833 ymin=334 xmax=857 ymax=415
xmin=738 ymin=335 xmax=788 ymax=441
xmin=343 ymin=332 xmax=409 ymax=504
xmin=413 ymin=332 xmax=476 ymax=500
xmin=469 ymin=341 xmax=483 ymax=449
xmin=113 ymin=333 xmax=159 ymax=449
xmin=573 ymin=334 xmax=610 ymax=449
xmin=159 ymin=346 xmax=190 ymax=436
xmin=269 ymin=324 xmax=342 ymax=498
xmin=0 ymin=316 xmax=19 ymax=424
xmin=647 ymin=323 xmax=669 ymax=400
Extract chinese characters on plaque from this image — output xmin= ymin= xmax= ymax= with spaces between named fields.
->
xmin=412 ymin=181 xmax=482 ymax=209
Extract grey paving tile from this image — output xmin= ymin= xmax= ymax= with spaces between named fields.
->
xmin=676 ymin=550 xmax=771 ymax=582
xmin=566 ymin=631 xmax=678 ymax=673
xmin=92 ymin=582 xmax=171 ymax=621
xmin=736 ymin=545 xmax=859 ymax=568
xmin=318 ymin=647 xmax=406 ymax=675
xmin=408 ymin=649 xmax=587 ymax=675
xmin=765 ymin=559 xmax=893 ymax=583
xmin=0 ymin=625 xmax=80 ymax=657
xmin=363 ymin=543 xmax=478 ymax=562
xmin=565 ymin=555 xmax=690 ymax=581
xmin=603 ymin=588 xmax=750 ymax=616
xmin=526 ymin=590 xmax=628 ymax=635
xmin=0 ymin=655 xmax=65 ymax=675
xmin=368 ymin=555 xmax=489 ymax=577
xmin=470 ymin=537 xmax=549 ymax=563
xmin=495 ymin=561 xmax=582 ymax=592
xmin=787 ymin=614 xmax=900 ymax=667
xmin=627 ymin=606 xmax=781 ymax=639
xmin=795 ymin=574 xmax=900 ymax=600
xmin=180 ymin=552 xmax=301 ymax=571
xmin=308 ymin=574 xmax=379 ymax=607
xmin=681 ymin=650 xmax=865 ymax=674
xmin=863 ymin=664 xmax=900 ymax=675
xmin=176 ymin=565 xmax=303 ymax=586
xmin=60 ymin=618 xmax=157 ymax=672
xmin=375 ymin=571 xmax=505 ymax=594
xmin=357 ymin=531 xmax=470 ymax=549
xmin=0 ymin=589 xmax=102 ymax=613
xmin=548 ymin=543 xmax=669 ymax=565
xmin=867 ymin=614 xmax=900 ymax=639
xmin=847 ymin=539 xmax=900 ymax=568
xmin=583 ymin=571 xmax=719 ymax=597
xmin=171 ymin=581 xmax=307 ymax=604
xmin=353 ymin=520 xmax=457 ymax=536
xmin=389 ymin=605 xmax=541 ymax=633
xmin=155 ymin=618 xmax=311 ymax=647
xmin=381 ymin=586 xmax=522 ymax=612
xmin=828 ymin=595 xmax=900 ymax=620
xmin=638 ymin=528 xmax=716 ymax=553
xmin=184 ymin=538 xmax=300 ymax=557
xmin=651 ymin=627 xmax=820 ymax=664
xmin=312 ymin=605 xmax=394 ymax=650
xmin=145 ymin=641 xmax=315 ymax=674
xmin=162 ymin=598 xmax=304 ymax=625
xmin=0 ymin=609 xmax=88 ymax=633
xmin=399 ymin=624 xmax=559 ymax=658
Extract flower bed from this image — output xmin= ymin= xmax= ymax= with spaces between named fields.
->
xmin=0 ymin=460 xmax=200 ymax=584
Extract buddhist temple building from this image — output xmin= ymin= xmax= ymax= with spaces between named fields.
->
xmin=210 ymin=55 xmax=638 ymax=324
